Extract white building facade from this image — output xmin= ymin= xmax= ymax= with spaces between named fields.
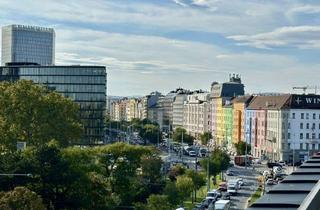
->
xmin=287 ymin=94 xmax=320 ymax=162
xmin=183 ymin=92 xmax=210 ymax=138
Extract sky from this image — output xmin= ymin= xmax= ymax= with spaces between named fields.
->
xmin=0 ymin=0 xmax=319 ymax=96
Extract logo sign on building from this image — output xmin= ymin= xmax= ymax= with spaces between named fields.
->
xmin=291 ymin=95 xmax=320 ymax=109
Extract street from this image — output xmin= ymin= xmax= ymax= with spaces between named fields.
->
xmin=226 ymin=166 xmax=260 ymax=210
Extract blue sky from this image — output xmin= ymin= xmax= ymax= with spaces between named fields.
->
xmin=0 ymin=0 xmax=320 ymax=96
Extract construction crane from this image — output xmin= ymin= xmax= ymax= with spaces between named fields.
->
xmin=293 ymin=86 xmax=318 ymax=94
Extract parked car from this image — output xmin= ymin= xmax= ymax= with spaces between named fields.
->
xmin=183 ymin=146 xmax=193 ymax=155
xmin=278 ymin=160 xmax=286 ymax=167
xmin=198 ymin=148 xmax=208 ymax=157
xmin=214 ymin=200 xmax=231 ymax=210
xmin=227 ymin=180 xmax=239 ymax=195
xmin=199 ymin=198 xmax=215 ymax=209
xmin=218 ymin=182 xmax=228 ymax=191
xmin=221 ymin=192 xmax=231 ymax=200
xmin=207 ymin=189 xmax=222 ymax=198
xmin=266 ymin=179 xmax=274 ymax=185
xmin=267 ymin=162 xmax=282 ymax=168
xmin=254 ymin=159 xmax=262 ymax=164
xmin=189 ymin=150 xmax=197 ymax=157
xmin=226 ymin=170 xmax=235 ymax=176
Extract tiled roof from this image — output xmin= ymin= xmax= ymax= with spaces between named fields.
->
xmin=247 ymin=95 xmax=291 ymax=110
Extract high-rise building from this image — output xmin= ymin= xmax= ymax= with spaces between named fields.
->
xmin=1 ymin=25 xmax=55 ymax=65
xmin=0 ymin=63 xmax=106 ymax=144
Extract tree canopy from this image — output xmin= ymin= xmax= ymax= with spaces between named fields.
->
xmin=173 ymin=127 xmax=194 ymax=145
xmin=234 ymin=141 xmax=251 ymax=155
xmin=0 ymin=187 xmax=46 ymax=210
xmin=200 ymin=148 xmax=231 ymax=178
xmin=0 ymin=80 xmax=83 ymax=151
xmin=200 ymin=132 xmax=212 ymax=145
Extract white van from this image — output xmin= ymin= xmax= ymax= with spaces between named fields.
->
xmin=214 ymin=200 xmax=231 ymax=210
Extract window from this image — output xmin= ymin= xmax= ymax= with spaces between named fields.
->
xmin=306 ymin=143 xmax=309 ymax=150
xmin=312 ymin=123 xmax=315 ymax=130
xmin=312 ymin=133 xmax=316 ymax=139
xmin=300 ymin=143 xmax=303 ymax=150
xmin=288 ymin=123 xmax=291 ymax=129
xmin=313 ymin=113 xmax=316 ymax=119
xmin=300 ymin=123 xmax=303 ymax=129
xmin=306 ymin=133 xmax=310 ymax=139
xmin=300 ymin=133 xmax=303 ymax=139
xmin=306 ymin=113 xmax=309 ymax=119
xmin=292 ymin=113 xmax=295 ymax=119
xmin=301 ymin=113 xmax=304 ymax=119
xmin=307 ymin=123 xmax=309 ymax=129
xmin=288 ymin=133 xmax=291 ymax=139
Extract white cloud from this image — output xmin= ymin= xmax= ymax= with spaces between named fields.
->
xmin=228 ymin=26 xmax=320 ymax=49
xmin=172 ymin=0 xmax=188 ymax=7
xmin=288 ymin=4 xmax=320 ymax=15
xmin=0 ymin=0 xmax=293 ymax=35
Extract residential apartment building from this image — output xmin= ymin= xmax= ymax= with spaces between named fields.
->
xmin=111 ymin=98 xmax=128 ymax=121
xmin=183 ymin=92 xmax=210 ymax=138
xmin=246 ymin=95 xmax=291 ymax=161
xmin=162 ymin=88 xmax=187 ymax=131
xmin=232 ymin=96 xmax=253 ymax=144
xmin=210 ymin=74 xmax=245 ymax=147
xmin=2 ymin=25 xmax=55 ymax=65
xmin=287 ymin=94 xmax=320 ymax=162
xmin=173 ymin=90 xmax=191 ymax=130
xmin=223 ymin=102 xmax=233 ymax=149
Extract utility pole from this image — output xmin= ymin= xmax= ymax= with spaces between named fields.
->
xmin=207 ymin=157 xmax=210 ymax=192
xmin=181 ymin=131 xmax=184 ymax=163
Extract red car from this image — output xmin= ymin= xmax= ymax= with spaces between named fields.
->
xmin=218 ymin=182 xmax=227 ymax=191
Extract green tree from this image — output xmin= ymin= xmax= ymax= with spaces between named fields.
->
xmin=175 ymin=176 xmax=193 ymax=204
xmin=140 ymin=124 xmax=161 ymax=144
xmin=145 ymin=194 xmax=172 ymax=210
xmin=200 ymin=148 xmax=230 ymax=189
xmin=173 ymin=127 xmax=194 ymax=145
xmin=23 ymin=141 xmax=90 ymax=210
xmin=0 ymin=80 xmax=83 ymax=151
xmin=96 ymin=143 xmax=156 ymax=206
xmin=200 ymin=132 xmax=212 ymax=145
xmin=164 ymin=181 xmax=180 ymax=206
xmin=168 ymin=164 xmax=186 ymax=181
xmin=234 ymin=141 xmax=251 ymax=155
xmin=186 ymin=169 xmax=206 ymax=203
xmin=0 ymin=186 xmax=46 ymax=210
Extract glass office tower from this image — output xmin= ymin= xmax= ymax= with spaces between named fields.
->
xmin=1 ymin=25 xmax=55 ymax=65
xmin=0 ymin=63 xmax=107 ymax=144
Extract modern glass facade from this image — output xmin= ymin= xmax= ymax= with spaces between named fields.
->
xmin=0 ymin=64 xmax=107 ymax=144
xmin=1 ymin=25 xmax=55 ymax=65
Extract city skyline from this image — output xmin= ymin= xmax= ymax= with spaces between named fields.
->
xmin=0 ymin=0 xmax=319 ymax=96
